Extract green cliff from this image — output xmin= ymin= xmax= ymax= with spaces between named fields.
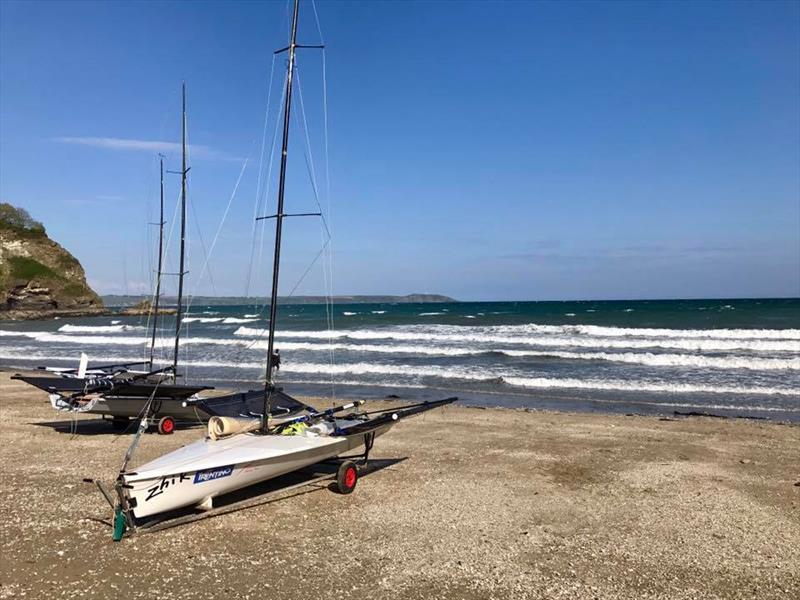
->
xmin=0 ymin=203 xmax=105 ymax=319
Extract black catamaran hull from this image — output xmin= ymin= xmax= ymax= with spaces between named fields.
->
xmin=10 ymin=373 xmax=212 ymax=421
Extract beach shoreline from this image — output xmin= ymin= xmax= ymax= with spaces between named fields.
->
xmin=0 ymin=372 xmax=798 ymax=599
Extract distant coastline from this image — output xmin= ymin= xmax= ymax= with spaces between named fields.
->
xmin=102 ymin=293 xmax=458 ymax=307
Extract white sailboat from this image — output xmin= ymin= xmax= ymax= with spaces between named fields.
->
xmin=111 ymin=0 xmax=455 ymax=533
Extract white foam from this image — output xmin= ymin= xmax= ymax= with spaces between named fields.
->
xmin=568 ymin=324 xmax=800 ymax=341
xmin=276 ymin=342 xmax=478 ymax=356
xmin=504 ymin=376 xmax=797 ymax=397
xmin=418 ymin=312 xmax=445 ymax=316
xmin=0 ymin=351 xmax=143 ymax=364
xmin=342 ymin=312 xmax=358 ymax=316
xmin=371 ymin=311 xmax=387 ymax=314
xmin=227 ymin=340 xmax=800 ymax=370
xmin=111 ymin=320 xmax=121 ymax=325
xmin=182 ymin=317 xmax=224 ymax=323
xmin=58 ymin=324 xmax=141 ymax=333
xmin=271 ymin=360 xmax=800 ymax=396
xmin=232 ymin=326 xmax=800 ymax=353
xmin=280 ymin=361 xmax=492 ymax=381
xmin=221 ymin=317 xmax=258 ymax=324
xmin=7 ymin=324 xmax=798 ymax=355
xmin=0 ymin=330 xmax=49 ymax=338
xmin=244 ymin=314 xmax=260 ymax=318
xmin=39 ymin=333 xmax=150 ymax=346
xmin=3 ymin=348 xmax=796 ymax=398
xmin=234 ymin=326 xmax=269 ymax=336
xmin=500 ymin=350 xmax=800 ymax=371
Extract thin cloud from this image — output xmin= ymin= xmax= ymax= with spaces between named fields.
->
xmin=52 ymin=136 xmax=241 ymax=161
xmin=497 ymin=243 xmax=757 ymax=263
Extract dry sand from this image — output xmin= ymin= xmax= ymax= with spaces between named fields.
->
xmin=0 ymin=371 xmax=798 ymax=599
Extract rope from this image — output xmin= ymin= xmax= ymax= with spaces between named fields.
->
xmin=245 ymin=54 xmax=278 ymax=299
xmin=187 ymin=156 xmax=250 ymax=308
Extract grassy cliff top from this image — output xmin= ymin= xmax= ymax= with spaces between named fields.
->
xmin=0 ymin=203 xmax=47 ymax=239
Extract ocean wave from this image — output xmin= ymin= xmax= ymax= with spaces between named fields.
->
xmin=273 ymin=361 xmax=800 ymax=396
xmin=234 ymin=339 xmax=800 ymax=369
xmin=3 ymin=349 xmax=796 ymax=397
xmin=182 ymin=317 xmax=224 ymax=323
xmin=281 ymin=361 xmax=492 ymax=380
xmin=499 ymin=350 xmax=800 ymax=371
xmin=567 ymin=324 xmax=800 ymax=341
xmin=232 ymin=326 xmax=800 ymax=353
xmin=342 ymin=312 xmax=358 ymax=316
xmin=5 ymin=325 xmax=798 ymax=357
xmin=11 ymin=331 xmax=794 ymax=370
xmin=0 ymin=351 xmax=143 ymax=364
xmin=234 ymin=327 xmax=269 ymax=336
xmin=58 ymin=324 xmax=142 ymax=333
xmin=0 ymin=330 xmax=50 ymax=338
xmin=418 ymin=312 xmax=445 ymax=316
xmin=503 ymin=376 xmax=797 ymax=397
xmin=244 ymin=314 xmax=260 ymax=318
xmin=485 ymin=323 xmax=800 ymax=341
xmin=35 ymin=333 xmax=151 ymax=346
xmin=221 ymin=317 xmax=259 ymax=324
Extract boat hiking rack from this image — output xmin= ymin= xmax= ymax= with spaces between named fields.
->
xmin=90 ymin=431 xmax=378 ymax=539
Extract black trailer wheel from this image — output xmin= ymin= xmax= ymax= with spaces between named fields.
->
xmin=111 ymin=417 xmax=130 ymax=432
xmin=335 ymin=460 xmax=358 ymax=494
xmin=157 ymin=416 xmax=176 ymax=435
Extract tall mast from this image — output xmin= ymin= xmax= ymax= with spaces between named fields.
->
xmin=172 ymin=82 xmax=188 ymax=378
xmin=263 ymin=0 xmax=300 ymax=429
xmin=148 ymin=155 xmax=166 ymax=369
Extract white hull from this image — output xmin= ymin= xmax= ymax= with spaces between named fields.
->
xmin=124 ymin=424 xmax=390 ymax=519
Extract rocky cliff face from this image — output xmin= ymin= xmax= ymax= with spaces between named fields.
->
xmin=0 ymin=203 xmax=105 ymax=319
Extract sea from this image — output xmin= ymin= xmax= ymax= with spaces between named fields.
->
xmin=1 ymin=298 xmax=798 ymax=422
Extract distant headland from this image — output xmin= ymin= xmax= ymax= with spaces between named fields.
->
xmin=1 ymin=202 xmax=456 ymax=321
xmin=103 ymin=294 xmax=458 ymax=307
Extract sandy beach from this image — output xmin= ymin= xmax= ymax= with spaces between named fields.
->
xmin=0 ymin=371 xmax=798 ymax=600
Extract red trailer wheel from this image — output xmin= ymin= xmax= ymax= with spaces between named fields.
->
xmin=157 ymin=416 xmax=176 ymax=435
xmin=336 ymin=460 xmax=358 ymax=494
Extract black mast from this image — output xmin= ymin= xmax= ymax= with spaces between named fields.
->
xmin=148 ymin=154 xmax=166 ymax=370
xmin=262 ymin=0 xmax=300 ymax=430
xmin=172 ymin=82 xmax=188 ymax=378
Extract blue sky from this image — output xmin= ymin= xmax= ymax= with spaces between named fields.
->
xmin=1 ymin=0 xmax=798 ymax=301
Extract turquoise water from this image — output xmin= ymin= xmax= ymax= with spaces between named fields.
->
xmin=1 ymin=297 xmax=798 ymax=420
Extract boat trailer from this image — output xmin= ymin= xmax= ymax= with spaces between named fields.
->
xmin=91 ymin=432 xmax=379 ymax=539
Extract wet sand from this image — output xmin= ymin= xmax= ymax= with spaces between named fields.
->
xmin=0 ymin=371 xmax=798 ymax=599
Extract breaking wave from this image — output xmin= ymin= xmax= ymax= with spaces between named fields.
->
xmin=232 ymin=326 xmax=800 ymax=353
xmin=182 ymin=317 xmax=224 ymax=323
xmin=58 ymin=324 xmax=142 ymax=333
xmin=274 ymin=361 xmax=798 ymax=396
